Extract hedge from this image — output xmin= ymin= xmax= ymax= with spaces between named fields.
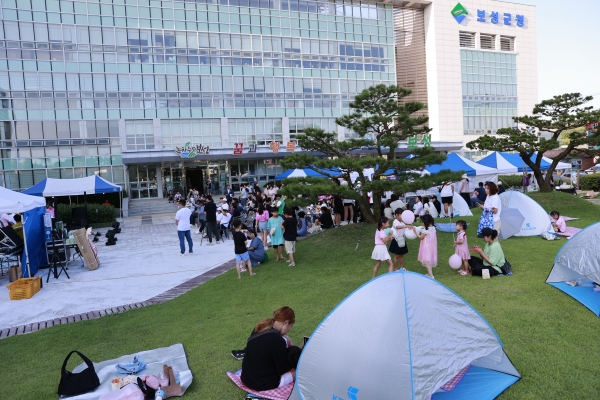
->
xmin=580 ymin=173 xmax=600 ymax=191
xmin=498 ymin=175 xmax=523 ymax=189
xmin=56 ymin=203 xmax=117 ymax=224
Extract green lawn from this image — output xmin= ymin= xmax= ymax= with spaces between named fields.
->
xmin=1 ymin=192 xmax=599 ymax=399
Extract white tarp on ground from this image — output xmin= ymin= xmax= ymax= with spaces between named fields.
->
xmin=0 ymin=186 xmax=46 ymax=214
xmin=60 ymin=343 xmax=192 ymax=399
xmin=289 ymin=272 xmax=520 ymax=400
xmin=499 ymin=191 xmax=548 ymax=236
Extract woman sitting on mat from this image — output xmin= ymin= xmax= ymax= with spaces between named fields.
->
xmin=468 ymin=227 xmax=507 ymax=277
xmin=241 ymin=306 xmax=297 ymax=391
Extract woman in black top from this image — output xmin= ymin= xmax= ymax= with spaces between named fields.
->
xmin=241 ymin=307 xmax=297 ymax=391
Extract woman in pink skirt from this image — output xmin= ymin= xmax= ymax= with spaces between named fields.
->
xmin=411 ymin=214 xmax=438 ymax=279
xmin=454 ymin=220 xmax=471 ymax=275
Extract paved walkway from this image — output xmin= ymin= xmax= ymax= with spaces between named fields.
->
xmin=0 ymin=214 xmax=235 ymax=338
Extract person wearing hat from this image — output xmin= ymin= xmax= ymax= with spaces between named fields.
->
xmin=468 ymin=227 xmax=507 ymax=276
xmin=458 ymin=174 xmax=472 ymax=208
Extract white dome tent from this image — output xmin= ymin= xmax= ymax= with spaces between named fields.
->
xmin=498 ymin=191 xmax=548 ymax=237
xmin=289 ymin=272 xmax=520 ymax=400
xmin=546 ymin=222 xmax=600 ymax=316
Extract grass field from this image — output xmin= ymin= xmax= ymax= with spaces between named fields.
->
xmin=0 ymin=192 xmax=599 ymax=399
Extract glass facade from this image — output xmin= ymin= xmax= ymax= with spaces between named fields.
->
xmin=0 ymin=0 xmax=396 ymax=193
xmin=460 ymin=49 xmax=518 ymax=136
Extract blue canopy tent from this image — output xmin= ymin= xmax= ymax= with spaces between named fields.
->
xmin=275 ymin=168 xmax=327 ymax=180
xmin=425 ymin=153 xmax=497 ymax=177
xmin=0 ymin=186 xmax=47 ymax=277
xmin=23 ymin=176 xmax=121 ymax=197
xmin=481 ymin=152 xmax=571 ymax=173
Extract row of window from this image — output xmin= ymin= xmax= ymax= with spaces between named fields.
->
xmin=2 ymin=54 xmax=390 ymax=73
xmin=0 ymin=119 xmax=120 ymax=140
xmin=2 ymin=165 xmax=124 ymax=190
xmin=0 ymin=73 xmax=386 ymax=95
xmin=0 ymin=20 xmax=392 ymax=47
xmin=460 ymin=49 xmax=516 ymax=65
xmin=1 ymin=22 xmax=392 ymax=56
xmin=3 ymin=0 xmax=390 ymax=21
xmin=462 ymin=116 xmax=516 ymax=134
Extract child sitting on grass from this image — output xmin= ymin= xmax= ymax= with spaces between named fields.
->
xmin=232 ymin=219 xmax=255 ymax=279
xmin=550 ymin=210 xmax=566 ymax=233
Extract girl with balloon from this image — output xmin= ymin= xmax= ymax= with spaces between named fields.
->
xmin=371 ymin=217 xmax=394 ymax=278
xmin=389 ymin=208 xmax=409 ymax=271
xmin=450 ymin=220 xmax=471 ymax=275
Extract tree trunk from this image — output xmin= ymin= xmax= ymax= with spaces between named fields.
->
xmin=356 ymin=193 xmax=376 ymax=224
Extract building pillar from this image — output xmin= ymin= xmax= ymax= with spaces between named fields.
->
xmin=119 ymin=119 xmax=127 ymax=153
xmin=282 ymin=117 xmax=290 ymax=144
xmin=153 ymin=118 xmax=162 ymax=150
xmin=155 ymin=163 xmax=163 ymax=198
xmin=337 ymin=125 xmax=345 ymax=141
xmin=220 ymin=117 xmax=229 ymax=147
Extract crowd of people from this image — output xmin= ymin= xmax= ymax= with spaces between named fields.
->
xmin=172 ymin=183 xmax=346 ymax=274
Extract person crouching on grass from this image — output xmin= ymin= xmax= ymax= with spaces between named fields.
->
xmin=232 ymin=219 xmax=255 ymax=279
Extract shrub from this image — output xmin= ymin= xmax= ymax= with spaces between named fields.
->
xmin=56 ymin=203 xmax=116 ymax=224
xmin=579 ymin=173 xmax=600 ymax=191
xmin=498 ymin=175 xmax=523 ymax=189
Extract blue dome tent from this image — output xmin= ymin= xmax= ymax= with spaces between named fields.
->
xmin=289 ymin=272 xmax=520 ymax=400
xmin=546 ymin=223 xmax=600 ymax=316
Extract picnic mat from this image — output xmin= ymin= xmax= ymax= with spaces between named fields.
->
xmin=438 ymin=365 xmax=471 ymax=392
xmin=226 ymin=369 xmax=294 ymax=400
xmin=555 ymin=226 xmax=582 ymax=238
xmin=59 ymin=344 xmax=192 ymax=399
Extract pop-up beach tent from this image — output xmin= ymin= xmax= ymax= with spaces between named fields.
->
xmin=499 ymin=191 xmax=548 ymax=237
xmin=0 ymin=186 xmax=47 ymax=277
xmin=546 ymin=223 xmax=600 ymax=316
xmin=435 ymin=192 xmax=473 ymax=218
xmin=289 ymin=272 xmax=520 ymax=400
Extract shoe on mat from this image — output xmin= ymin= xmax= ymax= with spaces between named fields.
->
xmin=231 ymin=350 xmax=245 ymax=360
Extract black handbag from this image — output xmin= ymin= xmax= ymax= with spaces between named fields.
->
xmin=58 ymin=350 xmax=100 ymax=396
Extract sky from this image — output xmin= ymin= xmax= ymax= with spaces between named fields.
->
xmin=516 ymin=0 xmax=600 ymax=110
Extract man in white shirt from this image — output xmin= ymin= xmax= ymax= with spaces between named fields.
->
xmin=389 ymin=194 xmax=406 ymax=214
xmin=175 ymin=200 xmax=193 ymax=256
xmin=220 ymin=204 xmax=232 ymax=239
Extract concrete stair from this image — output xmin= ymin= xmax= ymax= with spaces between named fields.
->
xmin=128 ymin=198 xmax=179 ymax=216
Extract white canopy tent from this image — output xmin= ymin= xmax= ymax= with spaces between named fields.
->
xmin=0 ymin=186 xmax=47 ymax=277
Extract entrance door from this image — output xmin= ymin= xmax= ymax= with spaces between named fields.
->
xmin=186 ymin=167 xmax=204 ymax=193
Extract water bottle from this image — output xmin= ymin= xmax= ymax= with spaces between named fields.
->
xmin=172 ymin=366 xmax=180 ymax=385
xmin=155 ymin=386 xmax=165 ymax=400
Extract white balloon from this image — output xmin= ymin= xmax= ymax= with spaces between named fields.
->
xmin=401 ymin=210 xmax=415 ymax=225
xmin=449 ymin=254 xmax=462 ymax=269
xmin=404 ymin=229 xmax=417 ymax=240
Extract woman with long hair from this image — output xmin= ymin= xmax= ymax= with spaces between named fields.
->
xmin=241 ymin=307 xmax=297 ymax=391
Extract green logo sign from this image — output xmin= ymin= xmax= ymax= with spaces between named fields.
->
xmin=451 ymin=3 xmax=468 ymax=24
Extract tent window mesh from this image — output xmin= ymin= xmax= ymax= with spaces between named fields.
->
xmin=459 ymin=32 xmax=475 ymax=48
xmin=500 ymin=36 xmax=515 ymax=52
xmin=480 ymin=34 xmax=496 ymax=50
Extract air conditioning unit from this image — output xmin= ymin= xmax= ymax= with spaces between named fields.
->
xmin=500 ymin=36 xmax=515 ymax=52
xmin=480 ymin=34 xmax=496 ymax=50
xmin=459 ymin=32 xmax=475 ymax=48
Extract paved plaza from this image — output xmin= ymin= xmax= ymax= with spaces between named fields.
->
xmin=0 ymin=213 xmax=234 ymax=334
